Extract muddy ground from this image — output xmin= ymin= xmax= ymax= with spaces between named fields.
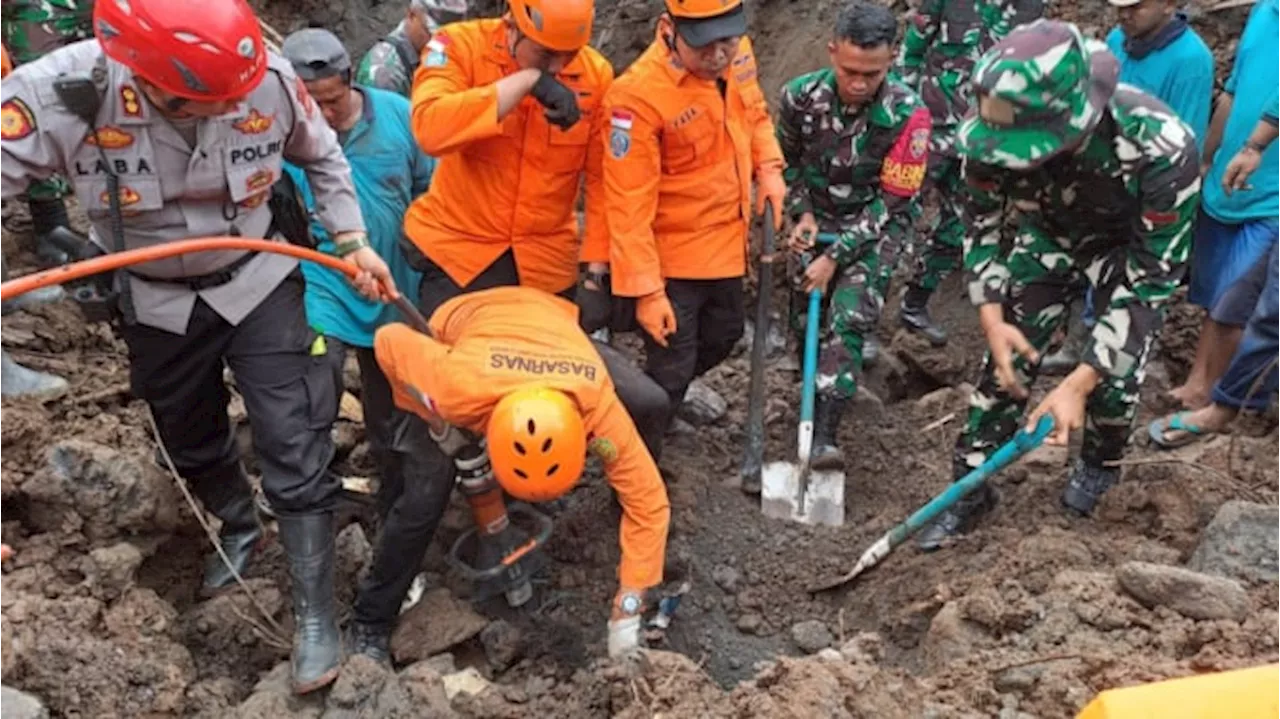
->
xmin=3 ymin=0 xmax=1276 ymax=717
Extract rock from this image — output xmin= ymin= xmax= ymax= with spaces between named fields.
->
xmin=921 ymin=601 xmax=990 ymax=672
xmin=993 ymin=666 xmax=1043 ymax=694
xmin=88 ymin=542 xmax=144 ymax=602
xmin=24 ymin=441 xmax=182 ymax=542
xmin=391 ymin=589 xmax=488 ymax=664
xmin=839 ymin=632 xmax=884 ymax=664
xmin=332 ymin=422 xmax=364 ymax=458
xmin=1115 ymin=561 xmax=1249 ymax=621
xmin=736 ymin=613 xmax=763 ymax=635
xmin=234 ymin=662 xmax=324 ymax=718
xmin=1189 ymin=501 xmax=1279 ymax=584
xmin=400 ymin=663 xmax=454 ymax=717
xmin=339 ymin=392 xmax=364 ymax=423
xmin=322 ymin=654 xmax=408 ymax=719
xmin=816 ymin=648 xmax=843 ymax=662
xmin=678 ymin=380 xmax=728 ymax=425
xmin=420 ymin=653 xmax=457 ymax=675
xmin=441 ymin=667 xmax=491 ymax=700
xmin=790 ymin=620 xmax=833 ymax=654
xmin=1 ymin=685 xmax=49 ymax=719
xmin=479 ymin=620 xmax=524 ymax=672
xmin=711 ymin=564 xmax=740 ymax=593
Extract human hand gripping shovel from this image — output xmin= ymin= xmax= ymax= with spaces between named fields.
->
xmin=808 ymin=414 xmax=1054 ymax=593
xmin=761 ymin=285 xmax=846 ymax=527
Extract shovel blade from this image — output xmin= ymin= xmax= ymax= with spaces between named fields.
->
xmin=761 ymin=461 xmax=845 ymax=527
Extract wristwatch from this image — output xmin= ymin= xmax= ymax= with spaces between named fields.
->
xmin=615 ymin=590 xmax=644 ymax=617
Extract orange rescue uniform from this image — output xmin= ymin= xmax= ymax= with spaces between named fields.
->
xmin=405 ymin=19 xmax=614 ymax=295
xmin=374 ymin=287 xmax=671 ymax=590
xmin=601 ymin=31 xmax=784 ymax=298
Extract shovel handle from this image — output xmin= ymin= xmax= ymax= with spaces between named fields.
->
xmin=741 ymin=205 xmax=776 ymax=484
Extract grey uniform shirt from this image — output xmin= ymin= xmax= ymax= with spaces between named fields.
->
xmin=1 ymin=40 xmax=365 ymax=334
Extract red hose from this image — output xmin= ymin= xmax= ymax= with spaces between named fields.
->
xmin=0 ymin=237 xmax=430 ymax=332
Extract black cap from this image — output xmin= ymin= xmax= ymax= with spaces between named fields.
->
xmin=672 ymin=3 xmax=747 ymax=48
xmin=282 ymin=28 xmax=351 ymax=81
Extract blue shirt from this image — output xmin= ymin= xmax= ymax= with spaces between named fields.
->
xmin=1203 ymin=0 xmax=1280 ymax=225
xmin=1105 ymin=25 xmax=1214 ymax=142
xmin=286 ymin=86 xmax=435 ymax=347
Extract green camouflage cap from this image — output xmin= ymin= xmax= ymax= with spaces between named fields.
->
xmin=956 ymin=20 xmax=1118 ymax=169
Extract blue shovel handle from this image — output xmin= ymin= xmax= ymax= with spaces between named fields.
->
xmin=893 ymin=414 xmax=1055 ymax=543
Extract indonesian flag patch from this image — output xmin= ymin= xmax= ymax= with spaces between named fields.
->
xmin=609 ymin=109 xmax=633 ymax=160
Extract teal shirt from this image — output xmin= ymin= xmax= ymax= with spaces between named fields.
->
xmin=1202 ymin=0 xmax=1280 ymax=226
xmin=285 ymin=86 xmax=436 ymax=347
xmin=1105 ymin=25 xmax=1213 ymax=143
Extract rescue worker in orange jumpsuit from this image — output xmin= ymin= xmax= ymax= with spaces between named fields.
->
xmin=374 ymin=286 xmax=671 ymax=658
xmin=602 ymin=0 xmax=786 ymax=424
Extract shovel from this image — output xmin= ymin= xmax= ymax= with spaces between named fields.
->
xmin=808 ymin=414 xmax=1054 ymax=593
xmin=762 ymin=287 xmax=846 ymax=527
xmin=740 ymin=205 xmax=776 ymax=492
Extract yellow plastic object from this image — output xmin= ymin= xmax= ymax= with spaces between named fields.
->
xmin=1077 ymin=664 xmax=1279 ymax=719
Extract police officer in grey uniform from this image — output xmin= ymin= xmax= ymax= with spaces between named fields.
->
xmin=0 ymin=0 xmax=396 ymax=694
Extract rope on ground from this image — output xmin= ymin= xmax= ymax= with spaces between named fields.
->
xmin=145 ymin=406 xmax=290 ymax=646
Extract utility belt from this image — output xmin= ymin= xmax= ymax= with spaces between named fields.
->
xmin=127 ymin=250 xmax=257 ymax=291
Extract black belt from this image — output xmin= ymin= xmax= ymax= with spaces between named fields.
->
xmin=128 ymin=251 xmax=258 ymax=291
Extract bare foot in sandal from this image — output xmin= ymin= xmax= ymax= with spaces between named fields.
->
xmin=1148 ymin=404 xmax=1237 ymax=449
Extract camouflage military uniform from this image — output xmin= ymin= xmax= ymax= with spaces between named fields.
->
xmin=2 ymin=0 xmax=93 ymax=204
xmin=355 ymin=21 xmax=419 ymax=97
xmin=896 ymin=0 xmax=1043 ymax=293
xmin=776 ymin=68 xmax=931 ymax=402
xmin=916 ymin=22 xmax=1200 ymax=550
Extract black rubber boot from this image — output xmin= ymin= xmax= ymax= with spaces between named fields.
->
xmin=811 ymin=396 xmax=849 ymax=471
xmin=28 ymin=197 xmax=71 ymax=267
xmin=350 ymin=621 xmax=392 ymax=666
xmin=1061 ymin=458 xmax=1119 ymax=516
xmin=278 ymin=512 xmax=342 ymax=694
xmin=916 ymin=482 xmax=998 ymax=551
xmin=190 ymin=463 xmax=263 ymax=596
xmin=899 ymin=284 xmax=948 ymax=346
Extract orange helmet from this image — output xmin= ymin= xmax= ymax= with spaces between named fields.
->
xmin=487 ymin=386 xmax=586 ymax=502
xmin=664 ymin=0 xmax=747 ymax=47
xmin=508 ymin=0 xmax=594 ymax=52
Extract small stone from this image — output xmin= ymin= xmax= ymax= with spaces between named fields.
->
xmin=817 ymin=648 xmax=843 ymax=662
xmin=1116 ymin=561 xmax=1249 ymax=621
xmin=678 ymin=380 xmax=728 ymax=425
xmin=728 ymin=656 xmax=742 ymax=670
xmin=421 ymin=653 xmax=457 ymax=676
xmin=839 ymin=632 xmax=884 ymax=664
xmin=1189 ymin=501 xmax=1279 ymax=584
xmin=479 ymin=620 xmax=524 ymax=672
xmin=790 ymin=620 xmax=833 ymax=654
xmin=994 ymin=666 xmax=1043 ymax=694
xmin=0 ymin=685 xmax=48 ymax=719
xmin=736 ymin=613 xmax=763 ymax=634
xmin=441 ymin=667 xmax=490 ymax=701
xmin=711 ymin=564 xmax=740 ymax=593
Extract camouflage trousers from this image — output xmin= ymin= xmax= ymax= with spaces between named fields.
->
xmin=3 ymin=0 xmax=93 ymax=203
xmin=789 ymin=235 xmax=899 ymax=401
xmin=957 ymin=227 xmax=1149 ymax=477
xmin=909 ymin=154 xmax=965 ymax=293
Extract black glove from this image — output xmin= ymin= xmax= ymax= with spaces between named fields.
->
xmin=576 ymin=270 xmax=612 ymax=334
xmin=531 ymin=72 xmax=581 ymax=130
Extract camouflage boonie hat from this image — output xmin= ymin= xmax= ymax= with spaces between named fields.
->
xmin=956 ymin=20 xmax=1119 ymax=169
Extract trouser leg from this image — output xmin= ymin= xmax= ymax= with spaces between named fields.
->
xmin=642 ymin=279 xmax=705 ymax=419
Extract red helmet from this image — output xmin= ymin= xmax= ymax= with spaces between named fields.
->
xmin=93 ymin=0 xmax=268 ymax=102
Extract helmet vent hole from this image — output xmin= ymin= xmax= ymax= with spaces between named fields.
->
xmin=547 ymin=464 xmax=560 ymax=476
xmin=514 ymin=441 xmax=527 ymax=456
xmin=541 ymin=438 xmax=552 ymax=453
xmin=526 ymin=418 xmax=537 ymax=435
xmin=514 ymin=468 xmax=529 ymax=479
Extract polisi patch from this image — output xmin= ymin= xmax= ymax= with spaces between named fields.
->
xmin=245 ymin=168 xmax=275 ymax=193
xmin=100 ymin=186 xmax=141 ymax=208
xmin=609 ymin=109 xmax=632 ymax=160
xmin=120 ymin=85 xmax=143 ymax=118
xmin=230 ymin=140 xmax=282 ymax=164
xmin=0 ymin=98 xmax=36 ymax=140
xmin=84 ymin=126 xmax=134 ymax=149
xmin=233 ymin=109 xmax=274 ymax=135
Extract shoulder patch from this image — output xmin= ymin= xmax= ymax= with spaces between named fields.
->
xmin=1 ymin=98 xmax=37 ymax=140
xmin=423 ymin=34 xmax=449 ymax=68
xmin=588 ymin=436 xmax=619 ymax=465
xmin=233 ymin=109 xmax=274 ymax=135
xmin=609 ymin=109 xmax=632 ymax=160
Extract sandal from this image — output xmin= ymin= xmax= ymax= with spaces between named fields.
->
xmin=1147 ymin=411 xmax=1215 ymax=450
